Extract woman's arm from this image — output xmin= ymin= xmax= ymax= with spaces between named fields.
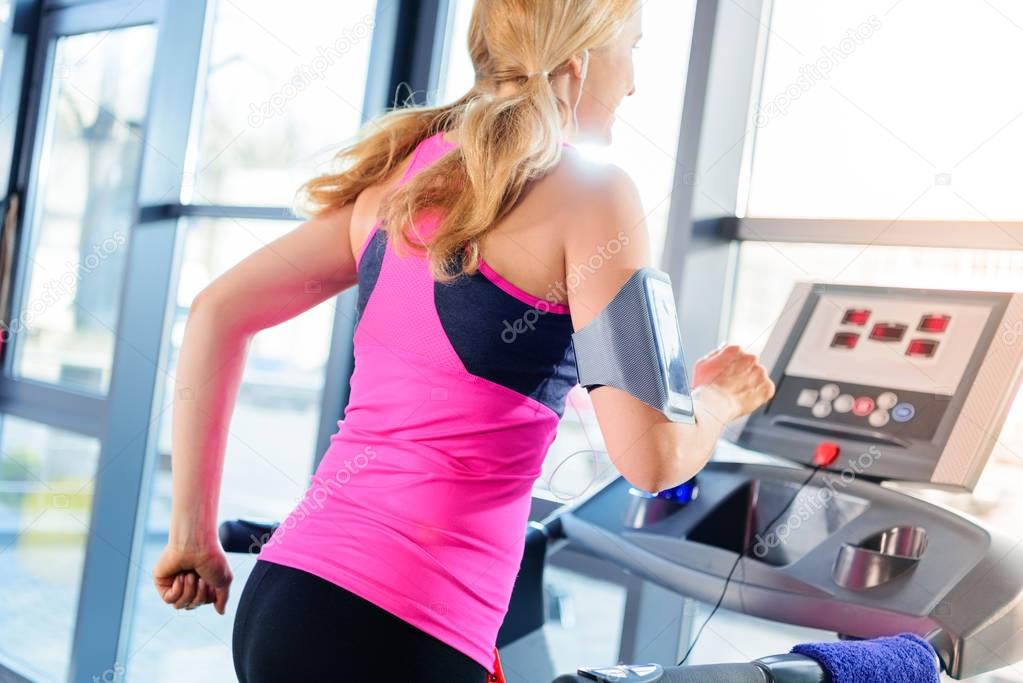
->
xmin=563 ymin=164 xmax=774 ymax=494
xmin=154 ymin=202 xmax=360 ymax=613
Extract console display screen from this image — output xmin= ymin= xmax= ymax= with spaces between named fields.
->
xmin=785 ymin=292 xmax=993 ymax=396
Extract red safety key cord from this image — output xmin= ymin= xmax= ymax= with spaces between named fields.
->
xmin=488 ymin=647 xmax=506 ymax=683
xmin=813 ymin=441 xmax=841 ymax=468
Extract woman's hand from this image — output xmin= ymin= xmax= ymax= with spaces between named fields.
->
xmin=153 ymin=540 xmax=232 ymax=614
xmin=692 ymin=344 xmax=775 ymax=422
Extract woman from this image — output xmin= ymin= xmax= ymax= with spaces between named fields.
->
xmin=152 ymin=0 xmax=774 ymax=681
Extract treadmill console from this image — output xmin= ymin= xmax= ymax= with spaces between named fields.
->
xmin=735 ymin=284 xmax=1023 ymax=491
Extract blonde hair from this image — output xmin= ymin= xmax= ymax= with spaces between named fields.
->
xmin=295 ymin=0 xmax=638 ymax=281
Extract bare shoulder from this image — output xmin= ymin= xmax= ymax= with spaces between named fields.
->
xmin=349 ymin=149 xmax=419 ymax=256
xmin=543 ymin=148 xmax=650 ymax=266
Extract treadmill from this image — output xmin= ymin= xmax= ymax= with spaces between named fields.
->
xmin=557 ymin=282 xmax=1023 ymax=679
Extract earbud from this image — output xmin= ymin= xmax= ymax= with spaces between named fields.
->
xmin=572 ymin=49 xmax=590 ymax=136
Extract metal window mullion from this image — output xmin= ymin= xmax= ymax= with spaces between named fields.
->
xmin=66 ymin=1 xmax=208 ymax=681
xmin=0 ymin=380 xmax=105 ymax=438
xmin=659 ymin=0 xmax=767 ymax=362
xmin=46 ymin=0 xmax=161 ymax=33
xmin=733 ymin=217 xmax=1023 ymax=250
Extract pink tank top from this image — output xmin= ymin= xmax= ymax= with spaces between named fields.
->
xmin=257 ymin=131 xmax=578 ymax=673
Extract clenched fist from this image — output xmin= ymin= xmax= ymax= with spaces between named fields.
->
xmin=692 ymin=344 xmax=775 ymax=422
xmin=153 ymin=541 xmax=232 ymax=614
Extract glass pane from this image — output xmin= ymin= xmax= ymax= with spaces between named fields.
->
xmin=126 ymin=218 xmax=335 ymax=682
xmin=0 ymin=415 xmax=100 ymax=683
xmin=748 ymin=0 xmax=1023 ymax=220
xmin=439 ymin=1 xmax=698 ymax=502
xmin=191 ymin=0 xmax=378 ymax=207
xmin=437 ymin=0 xmax=476 ymax=106
xmin=13 ymin=25 xmax=156 ymax=393
xmin=544 ymin=565 xmax=627 ymax=673
xmin=0 ymin=1 xmax=12 ymax=62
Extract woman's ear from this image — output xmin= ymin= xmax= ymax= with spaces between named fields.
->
xmin=563 ymin=49 xmax=590 ymax=81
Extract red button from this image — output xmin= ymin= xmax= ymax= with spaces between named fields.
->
xmin=814 ymin=441 xmax=841 ymax=467
xmin=853 ymin=397 xmax=875 ymax=416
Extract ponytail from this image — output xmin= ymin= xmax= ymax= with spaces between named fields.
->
xmin=295 ymin=0 xmax=635 ymax=282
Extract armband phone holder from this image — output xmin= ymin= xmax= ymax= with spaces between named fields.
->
xmin=572 ymin=267 xmax=696 ymax=424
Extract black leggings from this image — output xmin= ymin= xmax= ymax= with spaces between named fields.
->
xmin=232 ymin=559 xmax=490 ymax=682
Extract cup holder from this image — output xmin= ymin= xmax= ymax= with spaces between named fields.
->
xmin=833 ymin=526 xmax=928 ymax=590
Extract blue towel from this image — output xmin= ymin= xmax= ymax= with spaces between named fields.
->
xmin=791 ymin=633 xmax=939 ymax=683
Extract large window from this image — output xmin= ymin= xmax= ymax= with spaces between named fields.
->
xmin=190 ymin=0 xmax=377 ymax=207
xmin=439 ymin=0 xmax=699 ymax=503
xmin=747 ymin=0 xmax=1023 ymax=221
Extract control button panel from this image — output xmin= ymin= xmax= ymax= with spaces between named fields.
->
xmin=768 ymin=375 xmax=945 ymax=441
